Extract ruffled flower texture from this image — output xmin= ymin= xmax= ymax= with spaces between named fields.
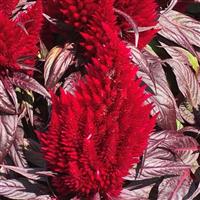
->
xmin=114 ymin=0 xmax=158 ymax=49
xmin=0 ymin=0 xmax=18 ymax=17
xmin=39 ymin=0 xmax=157 ymax=199
xmin=42 ymin=0 xmax=158 ymax=50
xmin=0 ymin=0 xmax=43 ymax=75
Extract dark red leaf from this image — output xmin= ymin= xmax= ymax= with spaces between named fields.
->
xmin=63 ymin=72 xmax=81 ymax=94
xmin=0 ymin=80 xmax=16 ymax=114
xmin=10 ymin=72 xmax=50 ymax=99
xmin=0 ymin=114 xmax=18 ymax=163
xmin=44 ymin=44 xmax=75 ymax=89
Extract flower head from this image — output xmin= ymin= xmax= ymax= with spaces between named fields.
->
xmin=0 ymin=0 xmax=43 ymax=74
xmin=114 ymin=0 xmax=158 ymax=49
xmin=0 ymin=0 xmax=18 ymax=17
xmin=39 ymin=0 xmax=156 ymax=199
xmin=42 ymin=0 xmax=158 ymax=50
xmin=39 ymin=69 xmax=155 ymax=199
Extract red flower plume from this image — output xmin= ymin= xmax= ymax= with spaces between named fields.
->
xmin=0 ymin=0 xmax=18 ymax=17
xmin=0 ymin=0 xmax=43 ymax=74
xmin=42 ymin=0 xmax=158 ymax=49
xmin=39 ymin=69 xmax=155 ymax=199
xmin=39 ymin=0 xmax=156 ymax=199
xmin=114 ymin=0 xmax=158 ymax=49
xmin=16 ymin=0 xmax=43 ymax=38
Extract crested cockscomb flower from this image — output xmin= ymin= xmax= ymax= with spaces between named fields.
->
xmin=114 ymin=0 xmax=158 ymax=49
xmin=0 ymin=0 xmax=43 ymax=75
xmin=39 ymin=69 xmax=155 ymax=199
xmin=42 ymin=0 xmax=158 ymax=50
xmin=0 ymin=0 xmax=18 ymax=17
xmin=39 ymin=0 xmax=156 ymax=199
xmin=16 ymin=0 xmax=43 ymax=38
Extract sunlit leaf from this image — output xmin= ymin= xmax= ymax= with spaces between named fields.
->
xmin=119 ymin=187 xmax=152 ymax=200
xmin=0 ymin=80 xmax=16 ymax=114
xmin=0 ymin=178 xmax=48 ymax=200
xmin=10 ymin=72 xmax=50 ymax=99
xmin=126 ymin=130 xmax=198 ymax=180
xmin=158 ymin=169 xmax=192 ymax=200
xmin=137 ymin=52 xmax=180 ymax=130
xmin=8 ymin=125 xmax=28 ymax=168
xmin=44 ymin=43 xmax=75 ymax=89
xmin=63 ymin=72 xmax=81 ymax=94
xmin=176 ymin=119 xmax=184 ymax=131
xmin=179 ymin=101 xmax=195 ymax=125
xmin=0 ymin=115 xmax=18 ymax=163
xmin=159 ymin=10 xmax=199 ymax=57
xmin=164 ymin=59 xmax=200 ymax=109
xmin=0 ymin=164 xmax=54 ymax=181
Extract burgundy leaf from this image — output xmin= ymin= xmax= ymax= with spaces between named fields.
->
xmin=158 ymin=10 xmax=199 ymax=58
xmin=10 ymin=72 xmax=50 ymax=99
xmin=160 ymin=44 xmax=189 ymax=65
xmin=187 ymin=184 xmax=200 ymax=200
xmin=119 ymin=188 xmax=151 ymax=200
xmin=2 ymin=78 xmax=19 ymax=112
xmin=0 ymin=80 xmax=16 ymax=114
xmin=63 ymin=72 xmax=81 ymax=94
xmin=128 ymin=44 xmax=151 ymax=76
xmin=23 ymin=139 xmax=45 ymax=168
xmin=164 ymin=59 xmax=200 ymax=109
xmin=158 ymin=169 xmax=192 ymax=200
xmin=179 ymin=126 xmax=200 ymax=135
xmin=0 ymin=178 xmax=48 ymax=200
xmin=8 ymin=125 xmax=28 ymax=168
xmin=44 ymin=43 xmax=75 ymax=89
xmin=159 ymin=10 xmax=200 ymax=48
xmin=126 ymin=131 xmax=198 ymax=180
xmin=0 ymin=164 xmax=54 ymax=181
xmin=0 ymin=114 xmax=18 ymax=163
xmin=29 ymin=195 xmax=55 ymax=200
xmin=140 ymin=49 xmax=183 ymax=127
xmin=179 ymin=102 xmax=195 ymax=125
xmin=137 ymin=61 xmax=179 ymax=130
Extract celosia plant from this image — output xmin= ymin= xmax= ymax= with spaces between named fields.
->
xmin=38 ymin=0 xmax=156 ymax=199
xmin=114 ymin=0 xmax=158 ymax=49
xmin=0 ymin=0 xmax=42 ymax=75
xmin=0 ymin=0 xmax=200 ymax=200
xmin=0 ymin=0 xmax=18 ymax=16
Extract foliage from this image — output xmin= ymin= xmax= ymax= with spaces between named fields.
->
xmin=0 ymin=0 xmax=200 ymax=200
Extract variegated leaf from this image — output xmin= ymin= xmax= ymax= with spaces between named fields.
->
xmin=0 ymin=165 xmax=54 ymax=181
xmin=63 ymin=72 xmax=81 ymax=94
xmin=44 ymin=43 xmax=75 ymax=89
xmin=158 ymin=169 xmax=192 ymax=200
xmin=127 ymin=131 xmax=198 ymax=180
xmin=164 ymin=59 xmax=200 ymax=109
xmin=0 ymin=80 xmax=16 ymax=114
xmin=159 ymin=10 xmax=200 ymax=48
xmin=0 ymin=178 xmax=48 ymax=200
xmin=0 ymin=115 xmax=18 ymax=163
xmin=10 ymin=72 xmax=50 ymax=99
xmin=158 ymin=10 xmax=199 ymax=58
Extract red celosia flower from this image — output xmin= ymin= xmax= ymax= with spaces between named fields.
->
xmin=0 ymin=0 xmax=18 ymax=17
xmin=39 ymin=0 xmax=155 ymax=199
xmin=42 ymin=0 xmax=158 ymax=50
xmin=114 ymin=0 xmax=158 ymax=49
xmin=16 ymin=0 xmax=43 ymax=38
xmin=0 ymin=0 xmax=43 ymax=74
xmin=39 ymin=72 xmax=154 ymax=199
